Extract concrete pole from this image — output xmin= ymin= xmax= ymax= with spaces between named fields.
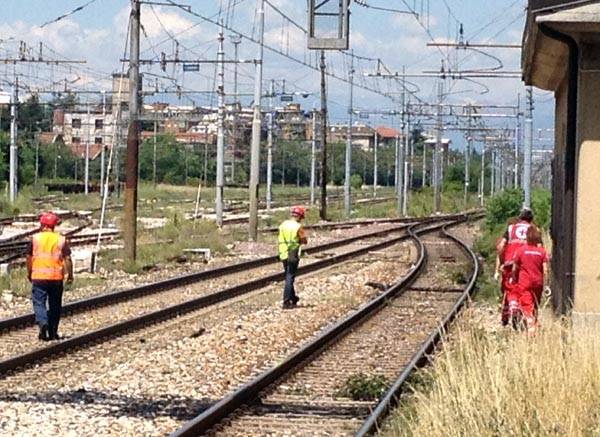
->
xmin=124 ymin=0 xmax=141 ymax=262
xmin=373 ymin=131 xmax=378 ymax=198
xmin=231 ymin=36 xmax=241 ymax=183
xmin=266 ymin=79 xmax=274 ymax=210
xmin=395 ymin=135 xmax=400 ymax=199
xmin=480 ymin=141 xmax=485 ymax=206
xmin=409 ymin=106 xmax=414 ymax=191
xmin=216 ymin=22 xmax=226 ymax=228
xmin=491 ymin=146 xmax=496 ymax=195
xmin=85 ymin=103 xmax=90 ymax=195
xmin=319 ymin=50 xmax=328 ymax=220
xmin=514 ymin=93 xmax=520 ymax=188
xmin=394 ymin=134 xmax=399 ymax=193
xmin=9 ymin=77 xmax=18 ymax=202
xmin=34 ymin=140 xmax=39 ymax=185
xmin=153 ymin=110 xmax=157 ymax=185
xmin=402 ymin=109 xmax=410 ymax=216
xmin=310 ymin=107 xmax=317 ymax=205
xmin=464 ymin=104 xmax=472 ymax=208
xmin=100 ymin=90 xmax=106 ymax=197
xmin=344 ymin=52 xmax=354 ymax=218
xmin=248 ymin=0 xmax=264 ymax=239
xmin=434 ymin=80 xmax=443 ymax=213
xmin=422 ymin=138 xmax=427 ymax=188
xmin=524 ymin=86 xmax=533 ymax=208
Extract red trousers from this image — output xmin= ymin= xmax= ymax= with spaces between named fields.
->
xmin=506 ymin=283 xmax=542 ymax=332
xmin=500 ymin=267 xmax=513 ymax=325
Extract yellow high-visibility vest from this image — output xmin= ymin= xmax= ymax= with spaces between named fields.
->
xmin=31 ymin=231 xmax=66 ymax=281
xmin=278 ymin=219 xmax=301 ymax=261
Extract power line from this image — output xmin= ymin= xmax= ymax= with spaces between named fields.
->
xmin=162 ymin=0 xmax=403 ymax=103
xmin=39 ymin=0 xmax=100 ymax=28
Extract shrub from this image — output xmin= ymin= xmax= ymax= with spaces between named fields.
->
xmin=337 ymin=373 xmax=389 ymax=401
xmin=484 ymin=189 xmax=523 ymax=231
xmin=350 ymin=174 xmax=363 ymax=190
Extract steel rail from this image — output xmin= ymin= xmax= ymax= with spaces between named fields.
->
xmin=355 ymin=224 xmax=480 ymax=436
xmin=0 ymin=212 xmax=478 ymax=333
xmin=169 ymin=220 xmax=450 ymax=437
xmin=0 ymin=222 xmax=425 ymax=376
xmin=0 ymin=222 xmax=413 ymax=333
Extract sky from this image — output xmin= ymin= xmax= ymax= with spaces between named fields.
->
xmin=0 ymin=0 xmax=554 ymax=151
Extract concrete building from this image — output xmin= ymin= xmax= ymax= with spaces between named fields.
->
xmin=375 ymin=126 xmax=402 ymax=147
xmin=522 ymin=0 xmax=600 ymax=316
xmin=328 ymin=124 xmax=376 ymax=151
xmin=51 ymin=105 xmax=116 ymax=159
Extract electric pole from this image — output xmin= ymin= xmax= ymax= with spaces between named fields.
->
xmin=248 ymin=0 xmax=264 ymax=239
xmin=373 ymin=130 xmax=378 ymax=198
xmin=124 ymin=0 xmax=141 ymax=262
xmin=319 ymin=50 xmax=328 ymax=220
xmin=266 ymin=79 xmax=274 ymax=210
xmin=153 ymin=109 xmax=157 ymax=185
xmin=310 ymin=107 xmax=317 ymax=205
xmin=344 ymin=52 xmax=354 ymax=217
xmin=524 ymin=86 xmax=533 ymax=208
xmin=403 ymin=101 xmax=410 ymax=216
xmin=514 ymin=93 xmax=520 ymax=188
xmin=9 ymin=77 xmax=18 ymax=202
xmin=230 ymin=34 xmax=241 ymax=183
xmin=422 ymin=136 xmax=427 ymax=188
xmin=216 ymin=22 xmax=226 ymax=228
xmin=434 ymin=79 xmax=443 ymax=213
xmin=464 ymin=104 xmax=472 ymax=208
xmin=100 ymin=90 xmax=106 ymax=197
xmin=85 ymin=102 xmax=91 ymax=195
xmin=480 ymin=140 xmax=486 ymax=206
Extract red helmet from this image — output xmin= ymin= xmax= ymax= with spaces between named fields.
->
xmin=39 ymin=212 xmax=59 ymax=228
xmin=291 ymin=206 xmax=306 ymax=219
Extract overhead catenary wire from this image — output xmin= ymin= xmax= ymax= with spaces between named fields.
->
xmin=162 ymin=0 xmax=404 ymax=104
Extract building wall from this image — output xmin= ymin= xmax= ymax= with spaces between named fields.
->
xmin=573 ymin=42 xmax=600 ymax=315
xmin=550 ymin=77 xmax=571 ymax=314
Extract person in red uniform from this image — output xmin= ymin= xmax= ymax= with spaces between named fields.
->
xmin=26 ymin=212 xmax=73 ymax=341
xmin=510 ymin=225 xmax=549 ymax=335
xmin=496 ymin=209 xmax=534 ymax=325
xmin=495 ymin=217 xmax=518 ymax=325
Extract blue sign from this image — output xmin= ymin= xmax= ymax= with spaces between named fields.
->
xmin=183 ymin=63 xmax=200 ymax=72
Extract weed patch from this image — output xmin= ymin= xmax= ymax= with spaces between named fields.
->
xmin=337 ymin=373 xmax=389 ymax=401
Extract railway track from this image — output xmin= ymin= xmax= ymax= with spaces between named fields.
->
xmin=0 ymin=220 xmax=425 ymax=376
xmin=171 ymin=219 xmax=479 ymax=436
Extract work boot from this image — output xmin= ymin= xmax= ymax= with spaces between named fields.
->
xmin=38 ymin=325 xmax=50 ymax=341
xmin=291 ymin=296 xmax=300 ymax=305
xmin=282 ymin=300 xmax=296 ymax=310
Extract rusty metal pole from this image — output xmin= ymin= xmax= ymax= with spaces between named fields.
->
xmin=319 ymin=50 xmax=328 ymax=221
xmin=124 ymin=0 xmax=141 ymax=262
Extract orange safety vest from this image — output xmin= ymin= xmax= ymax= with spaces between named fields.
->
xmin=31 ymin=231 xmax=66 ymax=281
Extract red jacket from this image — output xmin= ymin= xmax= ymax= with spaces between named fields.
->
xmin=512 ymin=244 xmax=549 ymax=291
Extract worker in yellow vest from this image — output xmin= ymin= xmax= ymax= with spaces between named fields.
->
xmin=26 ymin=212 xmax=73 ymax=341
xmin=278 ymin=206 xmax=308 ymax=309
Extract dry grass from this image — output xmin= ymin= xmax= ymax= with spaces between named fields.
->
xmin=385 ymin=310 xmax=600 ymax=437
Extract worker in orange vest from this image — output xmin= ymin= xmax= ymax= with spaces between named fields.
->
xmin=26 ymin=212 xmax=73 ymax=341
xmin=278 ymin=206 xmax=308 ymax=309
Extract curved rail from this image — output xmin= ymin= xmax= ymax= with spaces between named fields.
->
xmin=169 ymin=221 xmax=449 ymax=437
xmin=355 ymin=224 xmax=480 ymax=436
xmin=0 ymin=211 xmax=480 ymax=333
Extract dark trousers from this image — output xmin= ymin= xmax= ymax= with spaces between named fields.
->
xmin=282 ymin=259 xmax=299 ymax=303
xmin=32 ymin=280 xmax=64 ymax=337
